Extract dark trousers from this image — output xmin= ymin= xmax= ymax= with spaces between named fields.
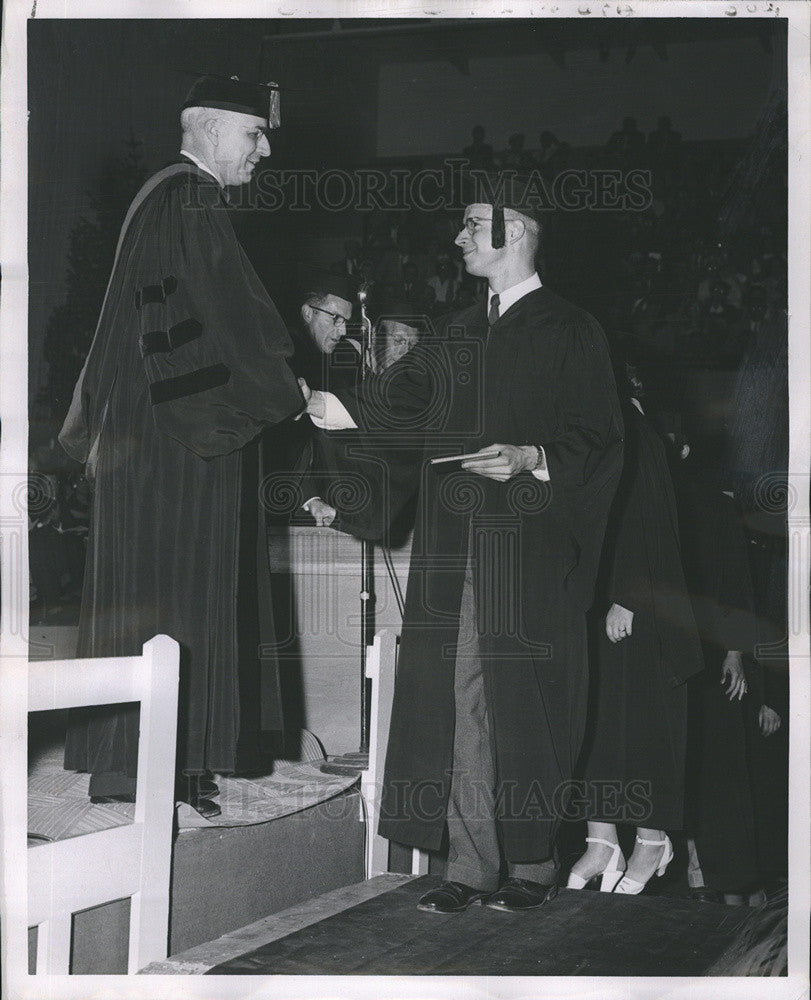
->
xmin=444 ymin=556 xmax=557 ymax=891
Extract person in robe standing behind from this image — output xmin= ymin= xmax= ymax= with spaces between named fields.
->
xmin=567 ymin=366 xmax=704 ymax=894
xmin=666 ymin=428 xmax=771 ymax=904
xmin=59 ymin=75 xmax=304 ymax=818
xmin=263 ymin=268 xmax=361 ymax=522
xmin=303 ymin=171 xmax=624 ymax=913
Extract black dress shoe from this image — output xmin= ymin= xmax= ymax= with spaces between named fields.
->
xmin=175 ymin=777 xmax=222 ymax=819
xmin=198 ymin=778 xmax=219 ymax=798
xmin=689 ymin=887 xmax=722 ymax=903
xmin=416 ymin=881 xmax=487 ymax=914
xmin=188 ymin=795 xmax=221 ymax=820
xmin=485 ymin=877 xmax=558 ymax=912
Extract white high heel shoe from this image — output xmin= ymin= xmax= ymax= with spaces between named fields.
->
xmin=613 ymin=834 xmax=674 ymax=895
xmin=566 ymin=837 xmax=626 ymax=892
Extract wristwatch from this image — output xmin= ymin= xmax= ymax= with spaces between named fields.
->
xmin=531 ymin=445 xmax=545 ymax=471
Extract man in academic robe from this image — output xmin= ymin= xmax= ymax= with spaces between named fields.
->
xmin=262 ymin=268 xmax=363 ymax=524
xmin=303 ymin=172 xmax=624 ymax=911
xmin=59 ymin=75 xmax=304 ymax=818
xmin=289 ymin=269 xmax=361 ymax=395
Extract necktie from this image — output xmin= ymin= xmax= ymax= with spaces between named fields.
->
xmin=488 ymin=293 xmax=500 ymax=330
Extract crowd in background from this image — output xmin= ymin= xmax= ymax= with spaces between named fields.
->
xmin=29 ymin=111 xmax=788 ymax=668
xmin=323 ymin=117 xmax=786 ymax=379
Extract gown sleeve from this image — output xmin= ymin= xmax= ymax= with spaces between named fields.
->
xmin=137 ymin=178 xmax=304 ymax=459
xmin=541 ymin=315 xmax=624 ymax=490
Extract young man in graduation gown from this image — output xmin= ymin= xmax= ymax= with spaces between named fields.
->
xmin=303 ymin=172 xmax=624 ymax=911
xmin=58 ymin=76 xmax=304 ymax=817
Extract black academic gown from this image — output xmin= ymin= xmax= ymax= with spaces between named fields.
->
xmin=578 ymin=406 xmax=703 ymax=830
xmin=333 ymin=288 xmax=624 ymax=861
xmin=673 ymin=464 xmax=764 ymax=891
xmin=61 ymin=162 xmax=303 ymax=794
xmin=263 ymin=332 xmax=363 ymax=517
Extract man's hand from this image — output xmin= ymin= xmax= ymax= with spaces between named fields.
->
xmin=294 ymin=378 xmax=311 ymax=421
xmin=298 ymin=377 xmax=326 ymax=421
xmin=606 ymin=603 xmax=634 ymax=643
xmin=461 ymin=444 xmax=535 ymax=482
xmin=305 ymin=498 xmax=336 ymax=527
xmin=758 ymin=704 xmax=781 ymax=737
xmin=720 ymin=650 xmax=747 ymax=701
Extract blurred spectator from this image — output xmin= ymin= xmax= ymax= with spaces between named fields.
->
xmin=648 ymin=116 xmax=682 ymax=176
xmin=462 ymin=124 xmax=494 ymax=170
xmin=379 ymin=232 xmax=430 ymax=287
xmin=499 ymin=132 xmax=534 ymax=171
xmin=536 ymin=130 xmax=560 ymax=175
xmin=454 ymin=272 xmax=485 ymax=309
xmin=331 ymin=238 xmax=363 ymax=278
xmin=698 ymin=278 xmax=745 ymax=364
xmin=401 ymin=260 xmax=435 ymax=315
xmin=606 ymin=116 xmax=647 ymax=163
xmin=427 ymin=254 xmax=458 ymax=313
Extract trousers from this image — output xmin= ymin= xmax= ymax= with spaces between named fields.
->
xmin=444 ymin=554 xmax=557 ymax=892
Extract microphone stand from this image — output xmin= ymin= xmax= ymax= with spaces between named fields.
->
xmin=320 ymin=284 xmax=376 ymax=775
xmin=357 ymin=284 xmax=376 ymax=757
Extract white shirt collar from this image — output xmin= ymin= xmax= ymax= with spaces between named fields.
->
xmin=487 ymin=272 xmax=542 ymax=319
xmin=180 ymin=149 xmax=221 ymax=186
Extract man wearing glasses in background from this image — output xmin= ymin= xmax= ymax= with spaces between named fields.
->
xmin=263 ymin=269 xmax=362 ymax=525
xmin=291 ymin=269 xmax=360 ymax=394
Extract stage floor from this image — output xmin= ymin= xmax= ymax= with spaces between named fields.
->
xmin=143 ymin=874 xmax=753 ymax=977
xmin=28 ymin=729 xmax=357 ymax=842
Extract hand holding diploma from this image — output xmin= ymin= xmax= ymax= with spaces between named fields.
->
xmin=460 ymin=444 xmax=538 ymax=482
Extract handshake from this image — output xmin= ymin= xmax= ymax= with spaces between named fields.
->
xmin=297 ymin=377 xmax=336 ymax=527
xmin=297 ymin=377 xmax=324 ymax=420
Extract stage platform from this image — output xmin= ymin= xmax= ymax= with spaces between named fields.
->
xmin=143 ymin=874 xmax=754 ymax=977
xmin=27 ymin=724 xmax=365 ymax=973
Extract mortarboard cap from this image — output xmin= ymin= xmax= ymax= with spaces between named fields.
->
xmin=183 ymin=74 xmax=281 ymax=128
xmin=461 ymin=169 xmax=547 ymax=250
xmin=298 ymin=265 xmax=359 ymax=306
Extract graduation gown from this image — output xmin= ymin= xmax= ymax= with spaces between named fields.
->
xmin=334 ymin=287 xmax=623 ymax=861
xmin=60 ymin=162 xmax=303 ymax=793
xmin=578 ymin=406 xmax=703 ymax=829
xmin=673 ymin=465 xmax=763 ymax=891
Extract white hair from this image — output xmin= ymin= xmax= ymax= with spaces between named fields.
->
xmin=180 ymin=106 xmax=222 ymax=136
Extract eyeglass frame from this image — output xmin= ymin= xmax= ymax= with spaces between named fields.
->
xmin=461 ymin=215 xmax=494 ymax=235
xmin=308 ymin=304 xmax=349 ymax=328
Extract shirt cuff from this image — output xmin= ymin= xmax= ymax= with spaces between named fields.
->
xmin=530 ymin=445 xmax=550 ymax=482
xmin=309 ymin=391 xmax=358 ymax=430
xmin=302 ymin=497 xmax=321 ymax=511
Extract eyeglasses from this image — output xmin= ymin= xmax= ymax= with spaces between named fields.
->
xmin=461 ymin=216 xmax=492 ymax=235
xmin=309 ymin=305 xmax=348 ymax=328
